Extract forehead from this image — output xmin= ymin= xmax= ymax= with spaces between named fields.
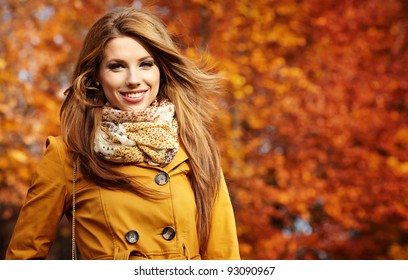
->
xmin=103 ymin=36 xmax=153 ymax=60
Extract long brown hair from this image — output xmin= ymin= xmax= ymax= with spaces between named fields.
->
xmin=60 ymin=7 xmax=223 ymax=255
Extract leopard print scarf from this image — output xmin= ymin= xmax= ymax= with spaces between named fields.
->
xmin=94 ymin=98 xmax=179 ymax=166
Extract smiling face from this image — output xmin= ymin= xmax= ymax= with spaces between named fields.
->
xmin=98 ymin=36 xmax=161 ymax=111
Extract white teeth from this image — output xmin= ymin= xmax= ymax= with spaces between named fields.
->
xmin=124 ymin=91 xmax=145 ymax=98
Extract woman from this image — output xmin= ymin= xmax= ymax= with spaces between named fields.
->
xmin=6 ymin=7 xmax=240 ymax=260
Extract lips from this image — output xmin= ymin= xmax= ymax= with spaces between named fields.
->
xmin=121 ymin=90 xmax=147 ymax=103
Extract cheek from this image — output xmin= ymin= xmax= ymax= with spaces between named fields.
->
xmin=101 ymin=73 xmax=124 ymax=89
xmin=100 ymin=85 xmax=117 ymax=105
xmin=150 ymin=70 xmax=161 ymax=88
xmin=100 ymin=74 xmax=124 ymax=101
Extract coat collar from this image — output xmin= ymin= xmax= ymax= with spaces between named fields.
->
xmin=163 ymin=142 xmax=189 ymax=172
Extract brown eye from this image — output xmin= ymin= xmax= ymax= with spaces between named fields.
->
xmin=108 ymin=63 xmax=124 ymax=70
xmin=140 ymin=61 xmax=153 ymax=68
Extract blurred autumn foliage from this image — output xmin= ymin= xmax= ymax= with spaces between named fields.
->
xmin=1 ymin=0 xmax=407 ymax=260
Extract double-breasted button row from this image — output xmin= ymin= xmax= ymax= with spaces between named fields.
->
xmin=155 ymin=172 xmax=169 ymax=185
xmin=125 ymin=227 xmax=176 ymax=244
xmin=162 ymin=226 xmax=176 ymax=241
xmin=125 ymin=230 xmax=139 ymax=244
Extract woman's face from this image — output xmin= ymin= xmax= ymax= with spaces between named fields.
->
xmin=98 ymin=36 xmax=161 ymax=111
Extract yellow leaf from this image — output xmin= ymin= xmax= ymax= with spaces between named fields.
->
xmin=0 ymin=58 xmax=6 ymax=70
xmin=8 ymin=149 xmax=28 ymax=164
xmin=387 ymin=157 xmax=408 ymax=175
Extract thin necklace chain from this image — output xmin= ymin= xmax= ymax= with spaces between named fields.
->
xmin=72 ymin=160 xmax=77 ymax=260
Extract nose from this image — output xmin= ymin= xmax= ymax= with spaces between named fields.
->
xmin=126 ymin=69 xmax=141 ymax=87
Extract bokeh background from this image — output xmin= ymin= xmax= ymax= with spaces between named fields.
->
xmin=1 ymin=0 xmax=407 ymax=260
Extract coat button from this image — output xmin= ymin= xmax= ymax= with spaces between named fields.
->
xmin=162 ymin=226 xmax=176 ymax=240
xmin=155 ymin=172 xmax=169 ymax=185
xmin=125 ymin=230 xmax=139 ymax=244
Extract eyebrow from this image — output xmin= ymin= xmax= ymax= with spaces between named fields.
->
xmin=105 ymin=56 xmax=154 ymax=64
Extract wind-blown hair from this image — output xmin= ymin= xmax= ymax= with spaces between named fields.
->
xmin=60 ymin=7 xmax=223 ymax=256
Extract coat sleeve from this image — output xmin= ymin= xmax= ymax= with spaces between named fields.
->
xmin=204 ymin=171 xmax=241 ymax=260
xmin=5 ymin=136 xmax=69 ymax=259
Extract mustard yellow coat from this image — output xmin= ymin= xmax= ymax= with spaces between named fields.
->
xmin=6 ymin=136 xmax=240 ymax=260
